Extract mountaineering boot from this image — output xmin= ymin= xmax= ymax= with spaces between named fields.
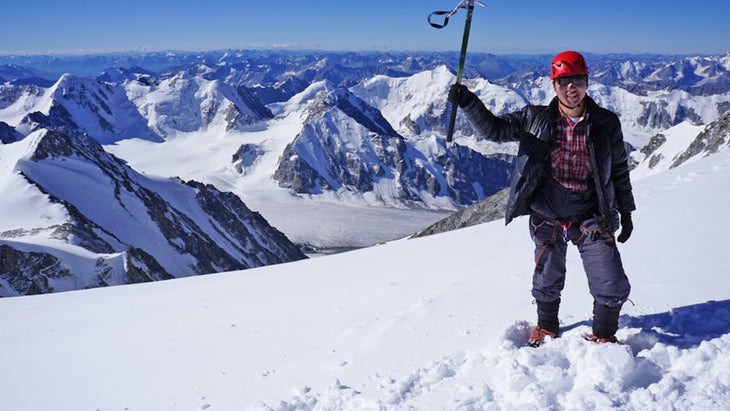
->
xmin=592 ymin=302 xmax=622 ymax=339
xmin=527 ymin=326 xmax=558 ymax=347
xmin=583 ymin=334 xmax=624 ymax=345
xmin=585 ymin=302 xmax=624 ymax=344
xmin=528 ymin=298 xmax=560 ymax=347
xmin=535 ymin=299 xmax=561 ymax=334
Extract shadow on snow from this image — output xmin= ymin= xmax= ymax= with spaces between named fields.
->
xmin=561 ymin=299 xmax=730 ymax=351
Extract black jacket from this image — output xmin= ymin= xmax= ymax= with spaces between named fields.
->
xmin=461 ymin=95 xmax=636 ymax=230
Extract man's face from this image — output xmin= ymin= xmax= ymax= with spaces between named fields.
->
xmin=553 ymin=75 xmax=588 ymax=108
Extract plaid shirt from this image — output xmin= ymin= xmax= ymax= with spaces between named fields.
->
xmin=551 ymin=111 xmax=591 ymax=191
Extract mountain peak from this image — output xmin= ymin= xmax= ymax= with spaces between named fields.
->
xmin=28 ymin=129 xmax=103 ymax=162
xmin=325 ymin=87 xmax=399 ymax=137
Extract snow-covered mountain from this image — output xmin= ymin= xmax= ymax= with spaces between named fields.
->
xmin=3 ymin=51 xmax=729 ymax=150
xmin=630 ymin=111 xmax=730 ymax=179
xmin=0 ymin=128 xmax=305 ymax=296
xmin=1 ymin=50 xmax=730 ymax=295
xmin=0 ymin=68 xmax=273 ymax=143
xmin=273 ymin=85 xmax=512 ymax=207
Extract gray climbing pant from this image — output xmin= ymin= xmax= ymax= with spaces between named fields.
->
xmin=529 ymin=213 xmax=631 ymax=308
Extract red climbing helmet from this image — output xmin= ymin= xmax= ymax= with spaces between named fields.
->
xmin=550 ymin=50 xmax=589 ymax=79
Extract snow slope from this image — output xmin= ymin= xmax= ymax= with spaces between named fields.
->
xmin=1 ymin=140 xmax=729 ymax=410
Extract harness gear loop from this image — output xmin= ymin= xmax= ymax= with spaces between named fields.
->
xmin=579 ymin=222 xmax=602 ymax=241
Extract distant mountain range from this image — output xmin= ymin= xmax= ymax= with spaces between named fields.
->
xmin=2 ymin=50 xmax=729 ymax=95
xmin=1 ymin=50 xmax=729 ymax=295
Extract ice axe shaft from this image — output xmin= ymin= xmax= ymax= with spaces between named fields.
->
xmin=429 ymin=0 xmax=483 ymax=142
xmin=447 ymin=4 xmax=474 ymax=142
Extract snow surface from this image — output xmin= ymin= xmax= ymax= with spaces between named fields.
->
xmin=1 ymin=137 xmax=729 ymax=410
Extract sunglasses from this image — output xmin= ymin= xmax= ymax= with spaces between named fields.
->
xmin=554 ymin=75 xmax=588 ymax=87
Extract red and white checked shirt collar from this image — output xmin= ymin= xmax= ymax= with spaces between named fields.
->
xmin=551 ymin=111 xmax=591 ymax=192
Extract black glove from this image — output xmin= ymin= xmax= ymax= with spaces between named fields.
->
xmin=448 ymin=84 xmax=476 ymax=108
xmin=617 ymin=212 xmax=633 ymax=243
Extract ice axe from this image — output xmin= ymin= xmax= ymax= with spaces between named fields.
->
xmin=429 ymin=0 xmax=484 ymax=142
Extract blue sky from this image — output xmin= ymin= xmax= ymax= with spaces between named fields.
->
xmin=1 ymin=0 xmax=728 ymax=55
